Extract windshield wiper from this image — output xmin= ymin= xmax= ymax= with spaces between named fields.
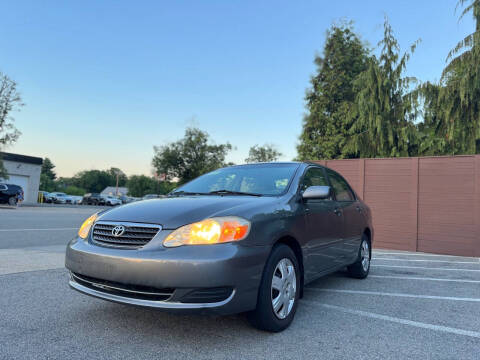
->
xmin=169 ymin=191 xmax=208 ymax=196
xmin=207 ymin=190 xmax=263 ymax=197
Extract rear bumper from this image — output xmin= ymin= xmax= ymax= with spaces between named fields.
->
xmin=65 ymin=236 xmax=271 ymax=315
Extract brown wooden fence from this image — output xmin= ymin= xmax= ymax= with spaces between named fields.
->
xmin=313 ymin=155 xmax=480 ymax=257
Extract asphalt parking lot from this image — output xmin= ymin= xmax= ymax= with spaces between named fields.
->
xmin=1 ymin=206 xmax=479 ymax=359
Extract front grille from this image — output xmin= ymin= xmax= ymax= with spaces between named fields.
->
xmin=71 ymin=272 xmax=174 ymax=301
xmin=91 ymin=221 xmax=161 ymax=248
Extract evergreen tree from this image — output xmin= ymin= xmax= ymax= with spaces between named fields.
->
xmin=439 ymin=0 xmax=480 ymax=154
xmin=297 ymin=22 xmax=369 ymax=160
xmin=39 ymin=158 xmax=56 ymax=191
xmin=345 ymin=19 xmax=420 ymax=157
xmin=41 ymin=158 xmax=56 ymax=180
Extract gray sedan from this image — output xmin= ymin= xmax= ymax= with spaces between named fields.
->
xmin=66 ymin=162 xmax=373 ymax=332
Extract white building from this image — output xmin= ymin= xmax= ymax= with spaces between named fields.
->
xmin=1 ymin=152 xmax=42 ymax=204
xmin=101 ymin=186 xmax=129 ymax=197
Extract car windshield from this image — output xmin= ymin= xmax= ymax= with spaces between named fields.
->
xmin=172 ymin=163 xmax=299 ymax=196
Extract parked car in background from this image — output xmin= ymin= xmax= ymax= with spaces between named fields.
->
xmin=49 ymin=192 xmax=65 ymax=203
xmin=66 ymin=162 xmax=373 ymax=332
xmin=118 ymin=195 xmax=134 ymax=204
xmin=82 ymin=193 xmax=105 ymax=205
xmin=142 ymin=194 xmax=162 ymax=200
xmin=103 ymin=195 xmax=122 ymax=206
xmin=38 ymin=191 xmax=53 ymax=203
xmin=71 ymin=196 xmax=83 ymax=205
xmin=0 ymin=183 xmax=24 ymax=206
xmin=50 ymin=192 xmax=72 ymax=204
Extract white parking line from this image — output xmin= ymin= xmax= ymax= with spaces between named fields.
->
xmin=303 ymin=301 xmax=480 ymax=339
xmin=374 ymin=251 xmax=473 ymax=259
xmin=373 ymin=257 xmax=480 ymax=264
xmin=369 ymin=275 xmax=480 ymax=284
xmin=0 ymin=228 xmax=77 ymax=232
xmin=372 ymin=264 xmax=480 ymax=272
xmin=307 ymin=288 xmax=480 ymax=302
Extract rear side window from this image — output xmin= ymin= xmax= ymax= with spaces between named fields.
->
xmin=0 ymin=184 xmax=7 ymax=191
xmin=326 ymin=170 xmax=355 ymax=201
xmin=301 ymin=167 xmax=328 ymax=191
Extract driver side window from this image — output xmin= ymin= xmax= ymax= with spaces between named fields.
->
xmin=301 ymin=167 xmax=328 ymax=191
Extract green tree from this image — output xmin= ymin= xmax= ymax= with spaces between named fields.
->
xmin=152 ymin=127 xmax=232 ymax=183
xmin=0 ymin=72 xmax=23 ymax=179
xmin=415 ymin=82 xmax=449 ymax=155
xmin=126 ymin=175 xmax=176 ymax=197
xmin=40 ymin=174 xmax=56 ymax=192
xmin=41 ymin=158 xmax=56 ymax=180
xmin=71 ymin=170 xmax=115 ymax=193
xmin=108 ymin=167 xmax=128 ymax=187
xmin=245 ymin=144 xmax=282 ymax=163
xmin=64 ymin=185 xmax=86 ymax=196
xmin=126 ymin=175 xmax=155 ymax=197
xmin=345 ymin=19 xmax=420 ymax=157
xmin=439 ymin=0 xmax=480 ymax=154
xmin=297 ymin=22 xmax=369 ymax=160
xmin=40 ymin=158 xmax=57 ymax=191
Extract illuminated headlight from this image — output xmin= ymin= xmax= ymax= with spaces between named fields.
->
xmin=163 ymin=216 xmax=251 ymax=247
xmin=78 ymin=213 xmax=98 ymax=239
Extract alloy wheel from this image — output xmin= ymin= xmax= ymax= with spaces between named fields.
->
xmin=271 ymin=258 xmax=296 ymax=319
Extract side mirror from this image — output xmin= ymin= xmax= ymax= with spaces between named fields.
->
xmin=302 ymin=186 xmax=331 ymax=200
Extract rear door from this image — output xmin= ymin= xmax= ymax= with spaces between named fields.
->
xmin=325 ymin=169 xmax=364 ymax=263
xmin=300 ymin=167 xmax=344 ymax=277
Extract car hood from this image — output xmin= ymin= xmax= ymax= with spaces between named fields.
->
xmin=97 ymin=195 xmax=279 ymax=229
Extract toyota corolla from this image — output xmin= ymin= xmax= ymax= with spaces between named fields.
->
xmin=65 ymin=162 xmax=373 ymax=332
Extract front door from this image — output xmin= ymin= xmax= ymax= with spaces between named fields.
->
xmin=301 ymin=167 xmax=345 ymax=280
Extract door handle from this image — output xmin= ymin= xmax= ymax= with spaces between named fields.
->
xmin=333 ymin=208 xmax=342 ymax=216
xmin=356 ymin=206 xmax=362 ymax=213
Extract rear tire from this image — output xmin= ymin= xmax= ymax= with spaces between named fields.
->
xmin=347 ymin=234 xmax=370 ymax=279
xmin=8 ymin=197 xmax=17 ymax=206
xmin=247 ymin=244 xmax=300 ymax=332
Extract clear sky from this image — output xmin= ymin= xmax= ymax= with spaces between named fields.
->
xmin=0 ymin=0 xmax=474 ymax=177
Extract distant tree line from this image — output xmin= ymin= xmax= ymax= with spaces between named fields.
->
xmin=297 ymin=0 xmax=480 ymax=160
xmin=40 ymin=159 xmax=177 ymax=197
xmin=40 ymin=135 xmax=282 ymax=196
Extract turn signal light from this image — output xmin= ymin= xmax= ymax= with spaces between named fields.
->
xmin=78 ymin=213 xmax=98 ymax=239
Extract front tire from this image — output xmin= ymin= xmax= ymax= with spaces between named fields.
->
xmin=247 ymin=244 xmax=300 ymax=332
xmin=347 ymin=234 xmax=370 ymax=279
xmin=8 ymin=197 xmax=18 ymax=206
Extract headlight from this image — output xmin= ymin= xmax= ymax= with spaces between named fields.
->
xmin=163 ymin=216 xmax=250 ymax=247
xmin=78 ymin=213 xmax=98 ymax=239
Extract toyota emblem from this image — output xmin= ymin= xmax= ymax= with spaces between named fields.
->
xmin=112 ymin=225 xmax=126 ymax=237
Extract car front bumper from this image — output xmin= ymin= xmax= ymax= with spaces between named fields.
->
xmin=65 ymin=236 xmax=271 ymax=315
